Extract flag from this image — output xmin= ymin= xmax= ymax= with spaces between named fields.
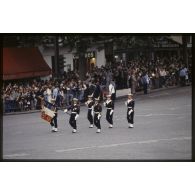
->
xmin=41 ymin=101 xmax=56 ymax=123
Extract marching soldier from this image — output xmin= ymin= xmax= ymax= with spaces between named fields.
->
xmin=93 ymin=97 xmax=102 ymax=133
xmin=125 ymin=93 xmax=135 ymax=128
xmin=104 ymin=94 xmax=114 ymax=128
xmin=50 ymin=98 xmax=58 ymax=132
xmin=64 ymin=98 xmax=80 ymax=133
xmin=85 ymin=95 xmax=94 ymax=128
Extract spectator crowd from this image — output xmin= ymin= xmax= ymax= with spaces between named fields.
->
xmin=2 ymin=55 xmax=191 ymax=113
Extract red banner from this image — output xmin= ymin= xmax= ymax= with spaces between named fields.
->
xmin=41 ymin=111 xmax=53 ymax=123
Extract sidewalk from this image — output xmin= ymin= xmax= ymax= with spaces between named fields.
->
xmin=116 ymin=85 xmax=180 ymax=100
xmin=3 ymin=85 xmax=181 ymax=116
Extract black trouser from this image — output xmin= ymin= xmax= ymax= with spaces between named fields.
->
xmin=180 ymin=76 xmax=186 ymax=86
xmin=111 ymin=93 xmax=116 ymax=101
xmin=159 ymin=76 xmax=163 ymax=88
xmin=127 ymin=109 xmax=134 ymax=124
xmin=143 ymin=83 xmax=148 ymax=94
xmin=50 ymin=113 xmax=58 ymax=128
xmin=87 ymin=109 xmax=93 ymax=125
xmin=106 ymin=109 xmax=113 ymax=125
xmin=94 ymin=113 xmax=101 ymax=129
xmin=69 ymin=113 xmax=77 ymax=129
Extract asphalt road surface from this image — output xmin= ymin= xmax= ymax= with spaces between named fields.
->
xmin=3 ymin=86 xmax=192 ymax=160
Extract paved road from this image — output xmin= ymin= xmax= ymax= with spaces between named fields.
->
xmin=3 ymin=86 xmax=192 ymax=160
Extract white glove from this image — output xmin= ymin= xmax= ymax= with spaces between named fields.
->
xmin=64 ymin=109 xmax=68 ymax=113
xmin=75 ymin=114 xmax=79 ymax=120
xmin=103 ymin=102 xmax=106 ymax=106
xmin=128 ymin=109 xmax=133 ymax=115
xmin=98 ymin=114 xmax=101 ymax=120
xmin=110 ymin=110 xmax=114 ymax=115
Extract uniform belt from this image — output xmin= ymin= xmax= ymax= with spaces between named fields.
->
xmin=107 ymin=108 xmax=112 ymax=110
xmin=128 ymin=107 xmax=132 ymax=108
xmin=71 ymin=112 xmax=77 ymax=114
xmin=94 ymin=112 xmax=100 ymax=114
xmin=88 ymin=108 xmax=92 ymax=110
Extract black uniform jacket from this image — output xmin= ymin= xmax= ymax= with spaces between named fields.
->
xmin=67 ymin=104 xmax=80 ymax=114
xmin=94 ymin=103 xmax=102 ymax=114
xmin=126 ymin=99 xmax=135 ymax=111
xmin=86 ymin=100 xmax=94 ymax=109
xmin=105 ymin=100 xmax=114 ymax=110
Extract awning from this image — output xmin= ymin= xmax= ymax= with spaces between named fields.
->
xmin=168 ymin=36 xmax=183 ymax=45
xmin=3 ymin=48 xmax=51 ymax=80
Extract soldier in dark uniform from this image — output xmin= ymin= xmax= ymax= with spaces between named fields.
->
xmin=50 ymin=98 xmax=58 ymax=132
xmin=104 ymin=94 xmax=114 ymax=128
xmin=85 ymin=95 xmax=94 ymax=128
xmin=125 ymin=93 xmax=135 ymax=128
xmin=64 ymin=98 xmax=80 ymax=133
xmin=93 ymin=97 xmax=102 ymax=133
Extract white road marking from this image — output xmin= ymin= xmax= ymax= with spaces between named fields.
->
xmin=168 ymin=107 xmax=177 ymax=110
xmin=144 ymin=114 xmax=153 ymax=117
xmin=136 ymin=108 xmax=153 ymax=111
xmin=56 ymin=146 xmax=97 ymax=152
xmin=135 ymin=113 xmax=190 ymax=117
xmin=55 ymin=136 xmax=191 ymax=153
xmin=149 ymin=93 xmax=169 ymax=98
xmin=113 ymin=112 xmax=190 ymax=118
xmin=136 ymin=106 xmax=190 ymax=111
xmin=177 ymin=116 xmax=185 ymax=119
xmin=4 ymin=153 xmax=30 ymax=158
xmin=170 ymin=107 xmax=190 ymax=110
xmin=13 ymin=131 xmax=23 ymax=135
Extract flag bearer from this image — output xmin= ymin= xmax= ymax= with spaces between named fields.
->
xmin=50 ymin=98 xmax=58 ymax=132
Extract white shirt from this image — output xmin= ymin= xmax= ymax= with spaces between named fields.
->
xmin=46 ymin=88 xmax=52 ymax=102
xmin=109 ymin=83 xmax=115 ymax=94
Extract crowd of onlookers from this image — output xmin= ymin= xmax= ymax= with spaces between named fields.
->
xmin=2 ymin=55 xmax=191 ymax=113
xmin=111 ymin=55 xmax=191 ymax=94
xmin=2 ymin=76 xmax=107 ymax=113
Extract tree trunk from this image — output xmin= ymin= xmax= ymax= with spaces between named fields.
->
xmin=104 ymin=41 xmax=113 ymax=65
xmin=78 ymin=53 xmax=87 ymax=80
xmin=76 ymin=40 xmax=88 ymax=80
xmin=54 ymin=36 xmax=59 ymax=78
xmin=182 ymin=35 xmax=188 ymax=67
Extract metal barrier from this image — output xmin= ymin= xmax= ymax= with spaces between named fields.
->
xmin=4 ymin=99 xmax=43 ymax=113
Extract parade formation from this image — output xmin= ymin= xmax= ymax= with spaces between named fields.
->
xmin=2 ymin=35 xmax=192 ymax=160
xmin=40 ymin=93 xmax=135 ymax=134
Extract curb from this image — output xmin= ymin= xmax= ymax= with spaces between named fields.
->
xmin=4 ymin=110 xmax=41 ymax=115
xmin=3 ymin=85 xmax=182 ymax=116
